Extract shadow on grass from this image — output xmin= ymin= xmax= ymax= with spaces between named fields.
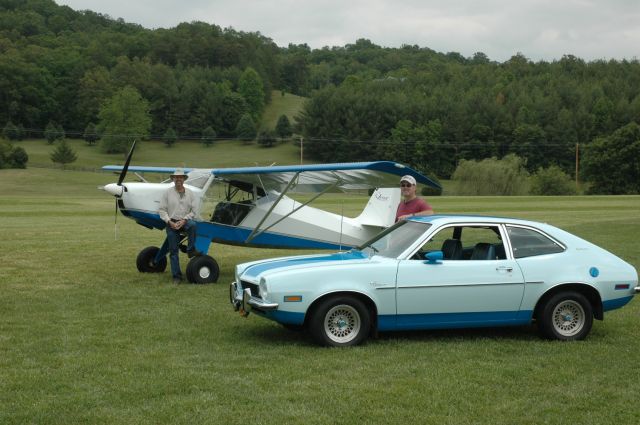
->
xmin=375 ymin=325 xmax=541 ymax=344
xmin=233 ymin=322 xmax=543 ymax=347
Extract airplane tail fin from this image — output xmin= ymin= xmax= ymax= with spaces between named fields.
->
xmin=354 ymin=188 xmax=400 ymax=228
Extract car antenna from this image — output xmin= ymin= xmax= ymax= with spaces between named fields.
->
xmin=339 ymin=201 xmax=344 ymax=251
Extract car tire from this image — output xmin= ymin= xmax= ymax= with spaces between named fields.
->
xmin=136 ymin=246 xmax=167 ymax=273
xmin=538 ymin=291 xmax=593 ymax=341
xmin=309 ymin=296 xmax=370 ymax=347
xmin=186 ymin=255 xmax=219 ymax=284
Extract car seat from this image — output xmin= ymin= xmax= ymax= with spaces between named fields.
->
xmin=470 ymin=242 xmax=496 ymax=260
xmin=441 ymin=239 xmax=463 ymax=260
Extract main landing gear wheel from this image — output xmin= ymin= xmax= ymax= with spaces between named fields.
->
xmin=309 ymin=296 xmax=370 ymax=347
xmin=136 ymin=246 xmax=167 ymax=273
xmin=186 ymin=255 xmax=219 ymax=284
xmin=538 ymin=291 xmax=593 ymax=341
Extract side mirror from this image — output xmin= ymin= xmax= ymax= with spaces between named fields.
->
xmin=424 ymin=251 xmax=443 ymax=264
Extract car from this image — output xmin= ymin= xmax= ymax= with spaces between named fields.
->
xmin=230 ymin=215 xmax=639 ymax=346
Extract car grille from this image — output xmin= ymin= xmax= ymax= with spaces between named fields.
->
xmin=241 ymin=280 xmax=260 ymax=297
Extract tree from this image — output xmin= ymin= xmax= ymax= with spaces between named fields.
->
xmin=275 ymin=114 xmax=292 ymax=140
xmin=238 ymin=67 xmax=264 ymax=122
xmin=98 ymin=87 xmax=151 ymax=154
xmin=44 ymin=121 xmax=64 ymax=144
xmin=3 ymin=121 xmax=21 ymax=140
xmin=529 ymin=165 xmax=577 ymax=195
xmin=163 ymin=127 xmax=178 ymax=148
xmin=83 ymin=122 xmax=99 ymax=146
xmin=582 ymin=122 xmax=640 ymax=194
xmin=258 ymin=130 xmax=277 ymax=147
xmin=50 ymin=139 xmax=77 ymax=169
xmin=452 ymin=154 xmax=529 ymax=196
xmin=0 ymin=140 xmax=28 ymax=169
xmin=235 ymin=113 xmax=256 ymax=142
xmin=201 ymin=126 xmax=216 ymax=147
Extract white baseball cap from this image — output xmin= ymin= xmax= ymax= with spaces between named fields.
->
xmin=400 ymin=175 xmax=416 ymax=185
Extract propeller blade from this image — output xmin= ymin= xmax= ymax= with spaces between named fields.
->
xmin=117 ymin=139 xmax=137 ymax=186
xmin=114 ymin=199 xmax=119 ymax=240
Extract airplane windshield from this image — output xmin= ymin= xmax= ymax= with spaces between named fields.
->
xmin=185 ymin=171 xmax=211 ymax=189
xmin=358 ymin=221 xmax=431 ymax=258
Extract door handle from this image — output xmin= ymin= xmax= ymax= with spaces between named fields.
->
xmin=496 ymin=266 xmax=513 ymax=272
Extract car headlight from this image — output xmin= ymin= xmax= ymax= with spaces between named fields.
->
xmin=259 ymin=278 xmax=268 ymax=299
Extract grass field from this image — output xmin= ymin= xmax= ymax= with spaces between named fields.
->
xmin=1 ymin=167 xmax=639 ymax=425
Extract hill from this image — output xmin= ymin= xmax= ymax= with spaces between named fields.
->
xmin=260 ymin=90 xmax=307 ymax=131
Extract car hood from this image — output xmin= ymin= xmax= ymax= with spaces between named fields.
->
xmin=238 ymin=250 xmax=371 ymax=281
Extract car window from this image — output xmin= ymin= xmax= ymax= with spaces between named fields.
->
xmin=507 ymin=226 xmax=564 ymax=259
xmin=418 ymin=225 xmax=506 ymax=260
xmin=359 ymin=221 xmax=431 ymax=258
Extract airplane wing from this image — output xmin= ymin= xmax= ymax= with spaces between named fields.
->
xmin=102 ymin=162 xmax=440 ymax=193
xmin=102 ymin=166 xmax=195 ymax=174
xmin=211 ymin=161 xmax=441 ymax=193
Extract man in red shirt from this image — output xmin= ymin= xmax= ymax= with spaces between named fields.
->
xmin=395 ymin=175 xmax=434 ymax=221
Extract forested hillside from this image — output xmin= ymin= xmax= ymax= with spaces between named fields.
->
xmin=1 ymin=0 xmax=639 ymax=191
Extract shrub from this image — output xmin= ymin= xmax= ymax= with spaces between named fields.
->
xmin=275 ymin=114 xmax=292 ymax=140
xmin=0 ymin=140 xmax=29 ymax=168
xmin=529 ymin=165 xmax=577 ymax=195
xmin=258 ymin=130 xmax=277 ymax=148
xmin=202 ymin=126 xmax=216 ymax=147
xmin=83 ymin=123 xmax=99 ymax=146
xmin=163 ymin=128 xmax=178 ymax=148
xmin=452 ymin=154 xmax=529 ymax=195
xmin=50 ymin=140 xmax=77 ymax=169
xmin=3 ymin=121 xmax=21 ymax=140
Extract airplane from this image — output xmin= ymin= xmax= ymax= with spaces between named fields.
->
xmin=101 ymin=142 xmax=441 ymax=284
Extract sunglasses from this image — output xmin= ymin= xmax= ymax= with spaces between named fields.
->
xmin=400 ymin=183 xmax=413 ymax=188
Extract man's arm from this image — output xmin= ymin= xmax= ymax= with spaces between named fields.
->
xmin=158 ymin=190 xmax=170 ymax=223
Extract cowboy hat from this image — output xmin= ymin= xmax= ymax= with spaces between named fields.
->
xmin=170 ymin=168 xmax=188 ymax=179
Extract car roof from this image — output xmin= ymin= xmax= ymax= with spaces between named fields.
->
xmin=410 ymin=214 xmax=547 ymax=228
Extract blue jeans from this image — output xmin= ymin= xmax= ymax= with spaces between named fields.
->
xmin=166 ymin=219 xmax=196 ymax=278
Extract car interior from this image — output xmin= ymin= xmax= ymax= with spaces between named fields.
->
xmin=418 ymin=225 xmax=507 ymax=261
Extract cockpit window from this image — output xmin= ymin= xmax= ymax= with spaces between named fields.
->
xmin=185 ymin=171 xmax=212 ymax=189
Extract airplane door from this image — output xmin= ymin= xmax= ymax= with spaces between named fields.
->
xmin=394 ymin=224 xmax=526 ymax=329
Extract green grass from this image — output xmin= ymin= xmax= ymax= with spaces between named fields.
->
xmin=260 ymin=90 xmax=307 ymax=131
xmin=14 ymin=137 xmax=304 ymax=171
xmin=1 ymin=168 xmax=640 ymax=424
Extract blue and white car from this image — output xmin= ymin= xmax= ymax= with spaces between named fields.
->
xmin=230 ymin=215 xmax=639 ymax=346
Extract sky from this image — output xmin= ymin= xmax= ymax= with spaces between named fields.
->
xmin=56 ymin=0 xmax=640 ymax=62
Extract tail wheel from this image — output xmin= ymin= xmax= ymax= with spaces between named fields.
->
xmin=186 ymin=255 xmax=219 ymax=284
xmin=309 ymin=296 xmax=370 ymax=347
xmin=136 ymin=246 xmax=167 ymax=273
xmin=539 ymin=291 xmax=593 ymax=340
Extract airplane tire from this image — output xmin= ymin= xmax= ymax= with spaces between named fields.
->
xmin=186 ymin=255 xmax=219 ymax=284
xmin=136 ymin=246 xmax=167 ymax=273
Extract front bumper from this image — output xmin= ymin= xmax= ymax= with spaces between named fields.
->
xmin=229 ymin=281 xmax=279 ymax=316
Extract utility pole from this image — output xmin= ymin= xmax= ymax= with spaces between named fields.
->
xmin=300 ymin=137 xmax=304 ymax=165
xmin=575 ymin=143 xmax=580 ymax=192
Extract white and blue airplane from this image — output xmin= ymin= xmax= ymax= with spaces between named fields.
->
xmin=101 ymin=143 xmax=440 ymax=283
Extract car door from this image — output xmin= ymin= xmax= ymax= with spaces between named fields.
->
xmin=394 ymin=223 xmax=527 ymax=330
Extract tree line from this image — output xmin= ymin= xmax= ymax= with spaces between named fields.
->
xmin=0 ymin=0 xmax=638 ymax=192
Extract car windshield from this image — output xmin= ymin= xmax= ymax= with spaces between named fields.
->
xmin=358 ymin=221 xmax=431 ymax=258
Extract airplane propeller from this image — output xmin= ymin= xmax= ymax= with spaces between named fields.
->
xmin=101 ymin=140 xmax=137 ymax=239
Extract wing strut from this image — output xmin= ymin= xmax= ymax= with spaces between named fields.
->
xmin=245 ymin=172 xmax=300 ymax=243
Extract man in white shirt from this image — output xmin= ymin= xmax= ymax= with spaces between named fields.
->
xmin=158 ymin=168 xmax=200 ymax=283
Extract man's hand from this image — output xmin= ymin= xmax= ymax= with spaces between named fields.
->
xmin=169 ymin=219 xmax=186 ymax=230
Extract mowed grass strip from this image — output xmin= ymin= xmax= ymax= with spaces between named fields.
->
xmin=1 ymin=168 xmax=639 ymax=424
